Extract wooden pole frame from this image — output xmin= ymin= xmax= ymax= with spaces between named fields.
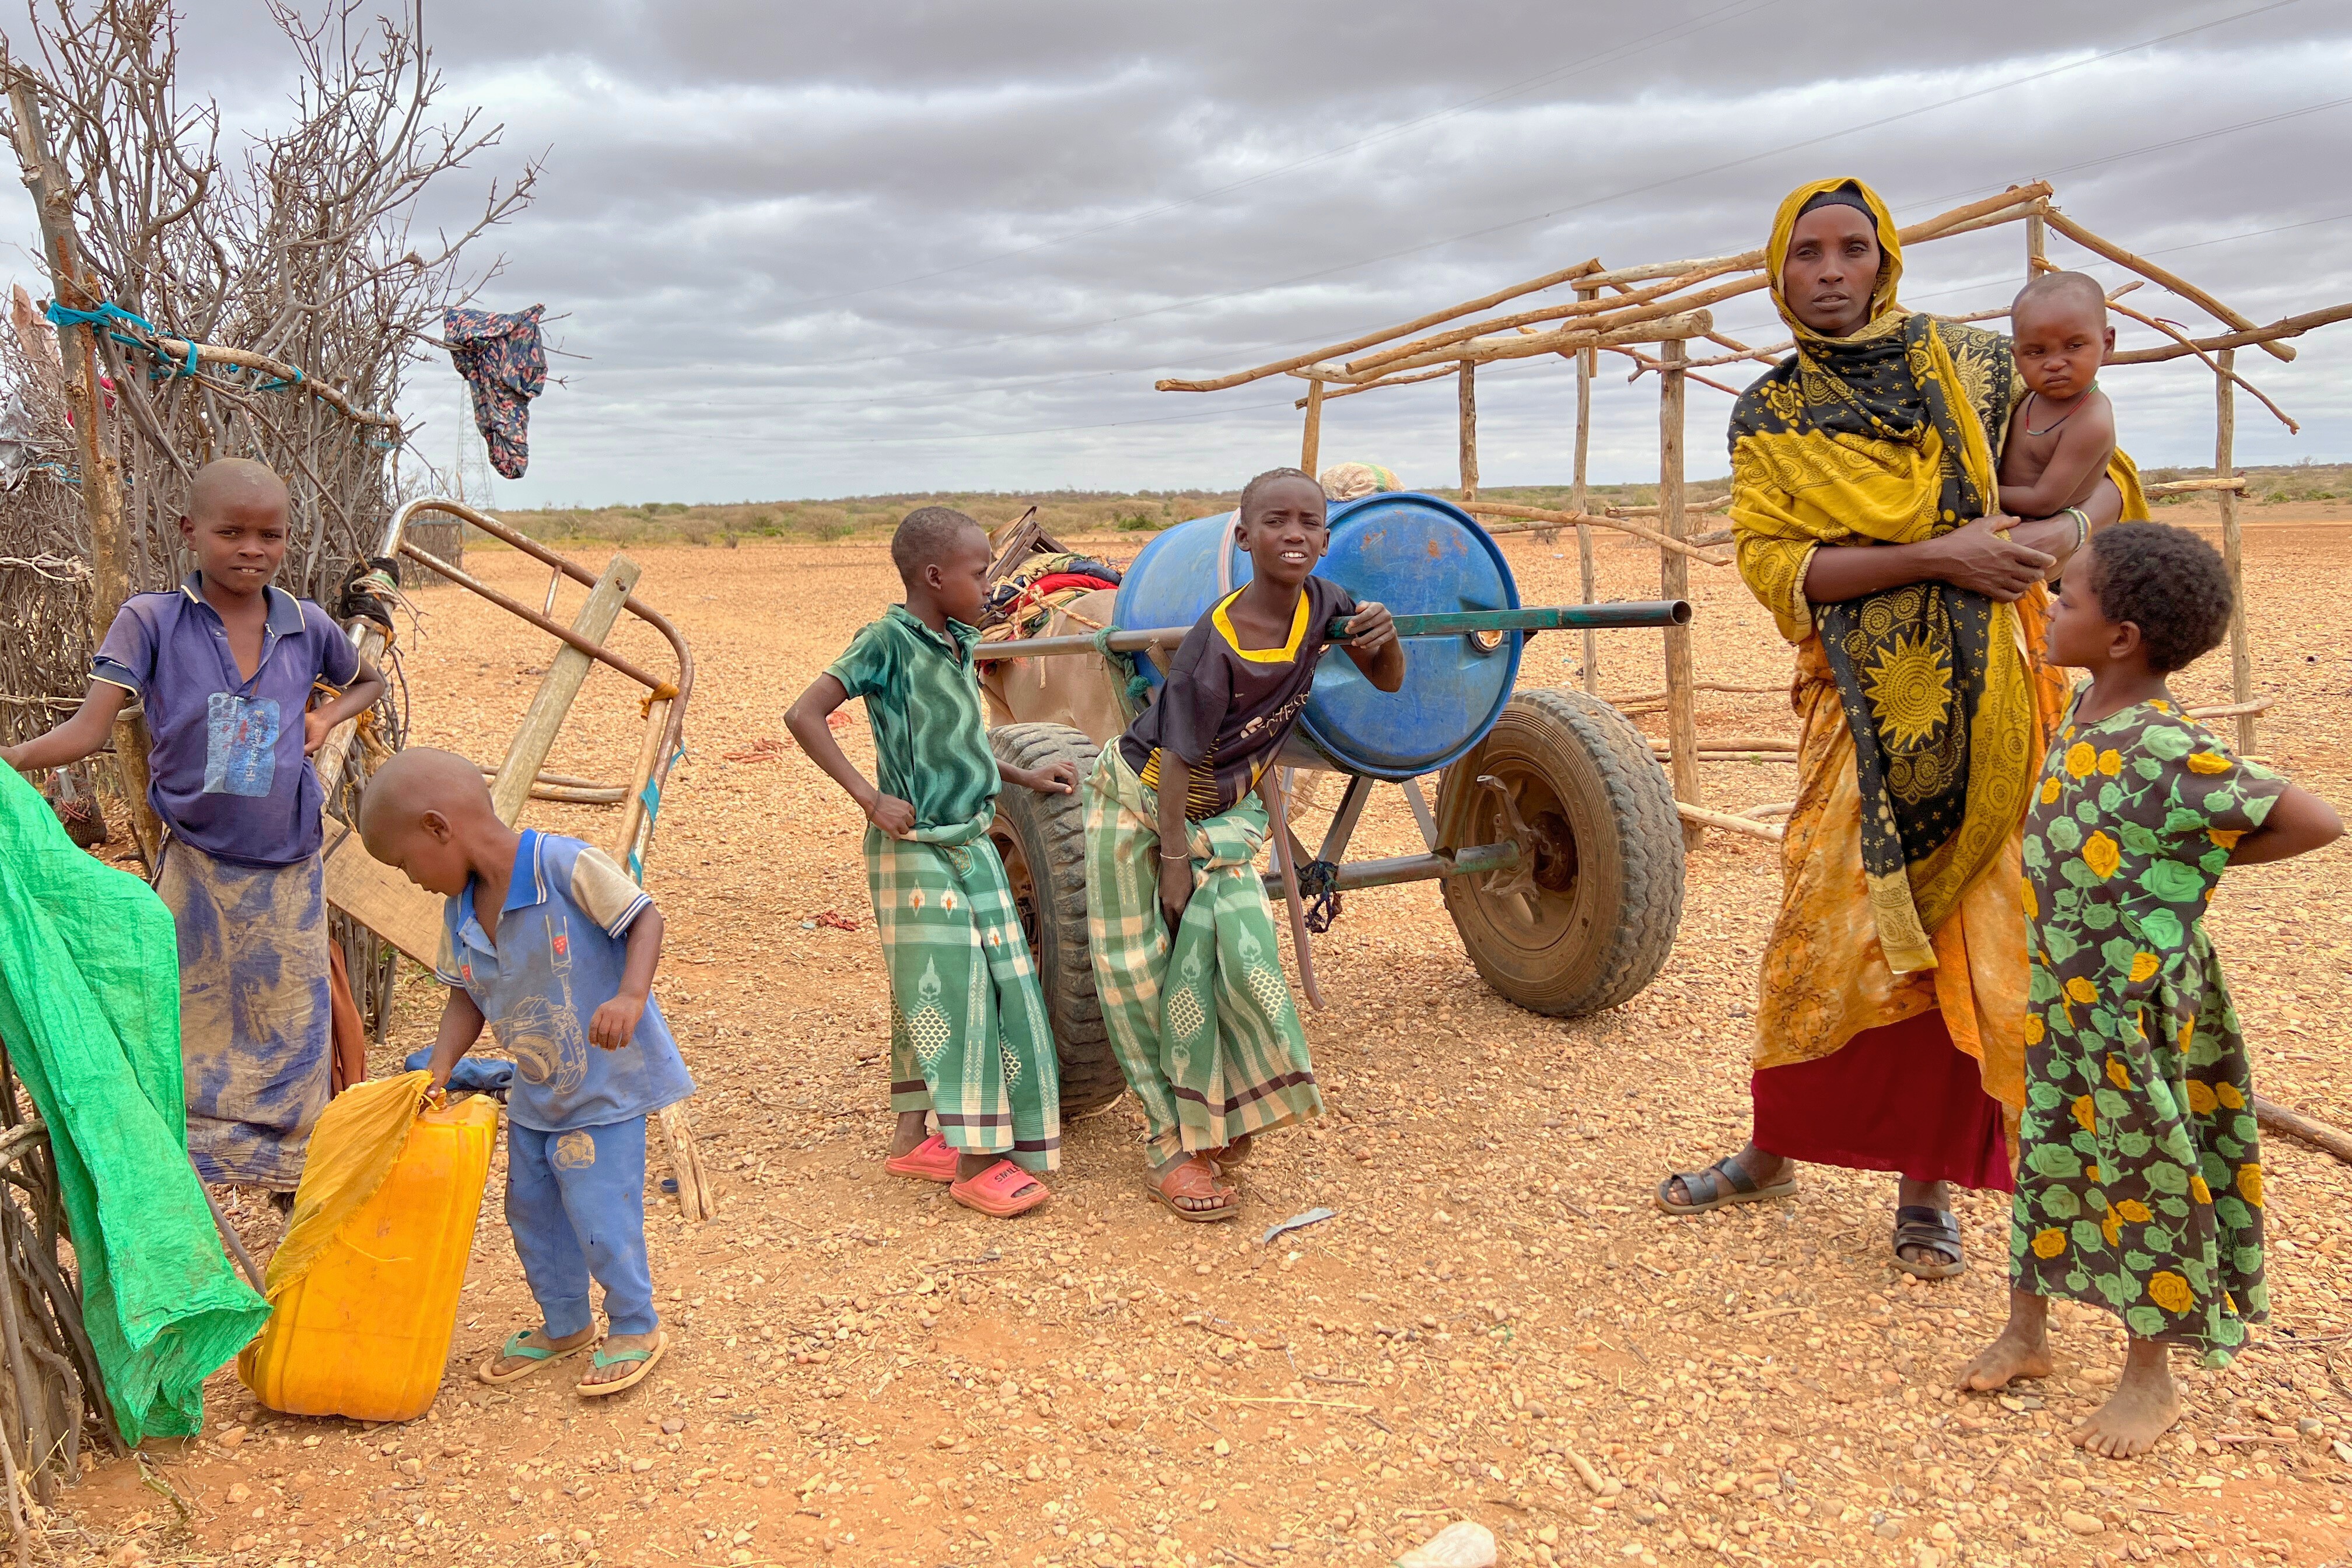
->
xmin=1658 ymin=341 xmax=1700 ymax=845
xmin=1300 ymin=378 xmax=1324 ymax=476
xmin=2214 ymin=349 xmax=2256 ymax=755
xmin=1572 ymin=283 xmax=1600 ymax=695
xmin=4 ymin=69 xmax=162 ymax=866
xmin=1455 ymin=361 xmax=1478 ymax=503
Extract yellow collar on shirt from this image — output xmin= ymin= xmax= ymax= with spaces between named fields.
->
xmin=1210 ymin=587 xmax=1310 ymax=664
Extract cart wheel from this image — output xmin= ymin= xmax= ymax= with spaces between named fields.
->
xmin=1437 ymin=689 xmax=1685 ymax=1016
xmin=986 ymin=723 xmax=1124 ymax=1112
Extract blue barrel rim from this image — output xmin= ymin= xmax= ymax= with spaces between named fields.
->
xmin=1113 ymin=491 xmax=1524 ymax=781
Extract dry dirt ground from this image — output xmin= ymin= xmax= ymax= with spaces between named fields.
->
xmin=60 ymin=501 xmax=2352 ymax=1568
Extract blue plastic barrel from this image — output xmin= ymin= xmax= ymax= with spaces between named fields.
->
xmin=1112 ymin=491 xmax=1522 ymax=779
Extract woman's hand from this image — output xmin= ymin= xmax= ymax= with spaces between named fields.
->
xmin=1926 ymin=515 xmax=2055 ymax=601
xmin=1157 ymin=852 xmax=1194 ymax=930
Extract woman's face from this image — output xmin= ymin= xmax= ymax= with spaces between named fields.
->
xmin=1782 ymin=204 xmax=1881 ymax=338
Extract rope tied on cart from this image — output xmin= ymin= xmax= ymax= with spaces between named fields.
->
xmin=1090 ymin=626 xmax=1154 ymax=720
xmin=336 ymin=556 xmax=402 ymax=638
xmin=1300 ymin=858 xmax=1344 ymax=933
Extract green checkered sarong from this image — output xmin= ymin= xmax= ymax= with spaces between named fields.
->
xmin=867 ymin=810 xmax=1060 ymax=1172
xmin=1083 ymin=748 xmax=1320 ymax=1166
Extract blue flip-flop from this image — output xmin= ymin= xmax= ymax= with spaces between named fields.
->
xmin=579 ymin=1331 xmax=670 ymax=1397
xmin=478 ymin=1328 xmax=592 ymax=1386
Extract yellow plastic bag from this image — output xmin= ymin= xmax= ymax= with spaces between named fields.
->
xmin=238 ymin=1071 xmax=501 ymax=1421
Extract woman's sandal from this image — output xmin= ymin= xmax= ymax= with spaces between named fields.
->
xmin=884 ymin=1133 xmax=958 ymax=1182
xmin=478 ymin=1328 xmax=592 ymax=1387
xmin=579 ymin=1331 xmax=670 ymax=1398
xmin=1207 ymin=1133 xmax=1253 ymax=1169
xmin=1146 ymin=1154 xmax=1238 ymax=1223
xmin=949 ymin=1160 xmax=1050 ymax=1218
xmin=1654 ymin=1156 xmax=1798 ymax=1216
xmin=1891 ymin=1206 xmax=1966 ymax=1280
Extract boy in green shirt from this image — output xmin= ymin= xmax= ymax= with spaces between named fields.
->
xmin=786 ymin=508 xmax=1073 ymax=1217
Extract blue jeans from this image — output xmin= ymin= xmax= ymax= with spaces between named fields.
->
xmin=505 ymin=1118 xmax=657 ymax=1339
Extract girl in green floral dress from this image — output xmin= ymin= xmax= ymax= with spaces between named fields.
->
xmin=1960 ymin=522 xmax=2340 ymax=1458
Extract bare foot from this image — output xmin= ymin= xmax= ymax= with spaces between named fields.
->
xmin=1959 ymin=1324 xmax=2054 ymax=1391
xmin=2072 ymin=1342 xmax=2179 ymax=1458
xmin=581 ymin=1329 xmax=660 ymax=1389
xmin=888 ymin=1110 xmax=931 ymax=1159
xmin=486 ymin=1324 xmax=594 ymax=1379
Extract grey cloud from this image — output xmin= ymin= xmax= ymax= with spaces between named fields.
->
xmin=5 ymin=0 xmax=2349 ymax=503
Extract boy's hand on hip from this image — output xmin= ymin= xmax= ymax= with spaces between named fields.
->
xmin=865 ymin=792 xmax=918 ymax=838
xmin=302 ymin=708 xmax=335 ymax=756
xmin=1024 ymin=760 xmax=1079 ymax=795
xmin=1344 ymin=602 xmax=1396 ymax=654
xmin=589 ymin=992 xmax=648 ymax=1050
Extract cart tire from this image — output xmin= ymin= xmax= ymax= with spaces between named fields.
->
xmin=986 ymin=723 xmax=1124 ymax=1112
xmin=1436 ymin=688 xmax=1685 ymax=1016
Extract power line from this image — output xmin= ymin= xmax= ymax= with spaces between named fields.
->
xmin=760 ymin=0 xmax=2304 ymax=376
xmin=692 ymin=82 xmax=2348 ymax=418
xmin=772 ymin=0 xmax=1785 ymax=316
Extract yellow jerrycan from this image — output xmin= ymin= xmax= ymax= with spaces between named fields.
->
xmin=239 ymin=1071 xmax=501 ymax=1422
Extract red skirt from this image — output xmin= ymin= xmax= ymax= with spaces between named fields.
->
xmin=1751 ymin=1009 xmax=2013 ymax=1191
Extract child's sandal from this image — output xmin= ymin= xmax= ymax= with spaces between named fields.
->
xmin=949 ymin=1160 xmax=1049 ymax=1218
xmin=578 ymin=1331 xmax=669 ymax=1398
xmin=478 ymin=1329 xmax=592 ymax=1386
xmin=884 ymin=1133 xmax=958 ymax=1182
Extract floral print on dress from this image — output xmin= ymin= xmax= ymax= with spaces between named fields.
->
xmin=445 ymin=305 xmax=546 ymax=480
xmin=2011 ymin=692 xmax=2285 ymax=1364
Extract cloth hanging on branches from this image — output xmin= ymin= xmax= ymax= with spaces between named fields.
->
xmin=444 ymin=305 xmax=546 ymax=480
xmin=0 ymin=768 xmax=270 ymax=1443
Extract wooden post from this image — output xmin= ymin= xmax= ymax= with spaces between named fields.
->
xmin=2025 ymin=207 xmax=2046 ymax=281
xmin=2214 ymin=350 xmax=2255 ymax=755
xmin=1571 ymin=284 xmax=1600 ymax=694
xmin=1658 ymin=340 xmax=1702 ymax=845
xmin=1300 ymin=377 xmax=1324 ymax=477
xmin=4 ymin=71 xmax=162 ymax=865
xmin=490 ymin=556 xmax=642 ymax=824
xmin=1456 ymin=360 xmax=1478 ymax=503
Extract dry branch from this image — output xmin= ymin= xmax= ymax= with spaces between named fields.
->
xmin=2104 ymin=303 xmax=2352 ymax=367
xmin=2255 ymin=1096 xmax=2352 ymax=1167
xmin=2098 ymin=298 xmax=2298 ymax=433
xmin=2044 ymin=207 xmax=2294 ymax=362
xmin=1468 ymin=501 xmax=1731 ymax=566
xmin=1154 ymin=257 xmax=1600 ymax=393
xmin=1361 ymin=307 xmax=1720 ymax=380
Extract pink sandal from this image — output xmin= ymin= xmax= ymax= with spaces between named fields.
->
xmin=884 ymin=1134 xmax=958 ymax=1182
xmin=949 ymin=1159 xmax=1049 ymax=1218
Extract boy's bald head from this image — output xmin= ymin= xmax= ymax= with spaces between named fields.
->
xmin=358 ymin=746 xmax=505 ymax=897
xmin=359 ymin=746 xmax=493 ymax=842
xmin=2013 ymin=270 xmax=2106 ymax=330
xmin=188 ymin=457 xmax=288 ymax=521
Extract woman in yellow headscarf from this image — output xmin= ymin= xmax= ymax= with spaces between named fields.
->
xmin=1656 ymin=178 xmax=2139 ymax=1278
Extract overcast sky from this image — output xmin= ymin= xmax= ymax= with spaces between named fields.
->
xmin=6 ymin=0 xmax=2350 ymax=506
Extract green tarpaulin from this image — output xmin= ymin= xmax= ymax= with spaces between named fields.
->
xmin=0 ymin=768 xmax=269 ymax=1443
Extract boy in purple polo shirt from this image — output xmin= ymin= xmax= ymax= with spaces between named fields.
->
xmin=2 ymin=459 xmax=386 ymax=1199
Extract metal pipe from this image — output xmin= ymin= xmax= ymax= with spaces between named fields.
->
xmin=398 ymin=541 xmax=673 ymax=692
xmin=371 ymin=497 xmax=698 ymax=790
xmin=978 ymin=600 xmax=1690 ymax=662
xmin=1258 ymin=840 xmax=1519 ymax=896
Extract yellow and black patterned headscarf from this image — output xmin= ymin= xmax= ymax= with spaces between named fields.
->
xmin=1728 ymin=177 xmax=2029 ymax=974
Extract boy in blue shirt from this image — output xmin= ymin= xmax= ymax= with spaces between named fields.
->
xmin=359 ymin=746 xmax=690 ymax=1395
xmin=2 ymin=459 xmax=386 ymax=1198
